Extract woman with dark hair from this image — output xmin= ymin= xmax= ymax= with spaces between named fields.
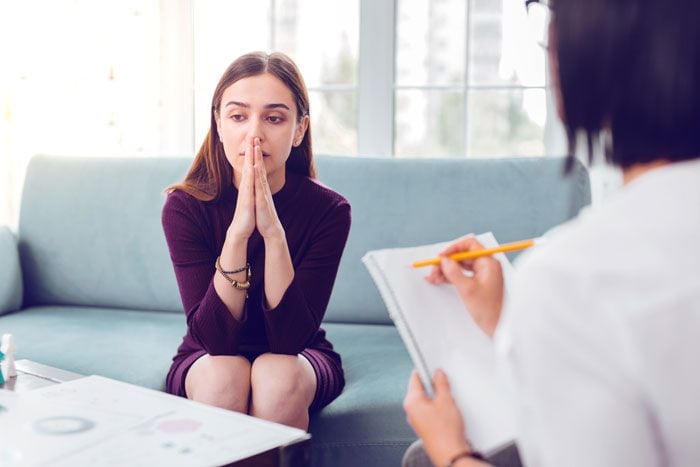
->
xmin=162 ymin=52 xmax=350 ymax=430
xmin=403 ymin=0 xmax=700 ymax=466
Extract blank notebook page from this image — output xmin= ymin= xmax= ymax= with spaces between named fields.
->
xmin=363 ymin=232 xmax=516 ymax=452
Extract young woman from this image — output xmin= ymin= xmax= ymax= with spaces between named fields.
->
xmin=162 ymin=52 xmax=351 ymax=430
xmin=403 ymin=0 xmax=700 ymax=466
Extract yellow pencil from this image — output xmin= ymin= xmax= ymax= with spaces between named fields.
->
xmin=411 ymin=238 xmax=538 ymax=268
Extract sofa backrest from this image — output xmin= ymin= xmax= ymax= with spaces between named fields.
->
xmin=18 ymin=155 xmax=590 ymax=323
xmin=19 ymin=156 xmax=189 ymax=312
xmin=314 ymin=156 xmax=590 ymax=324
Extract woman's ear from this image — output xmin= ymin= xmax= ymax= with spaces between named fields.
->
xmin=294 ymin=115 xmax=310 ymax=146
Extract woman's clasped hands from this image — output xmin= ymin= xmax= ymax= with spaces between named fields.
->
xmin=228 ymin=137 xmax=285 ymax=243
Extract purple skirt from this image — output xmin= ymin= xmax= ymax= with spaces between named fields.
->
xmin=166 ymin=333 xmax=344 ymax=413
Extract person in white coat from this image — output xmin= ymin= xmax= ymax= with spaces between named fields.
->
xmin=402 ymin=0 xmax=700 ymax=466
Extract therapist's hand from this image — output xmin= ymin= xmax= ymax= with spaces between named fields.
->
xmin=425 ymin=235 xmax=504 ymax=337
xmin=404 ymin=370 xmax=487 ymax=467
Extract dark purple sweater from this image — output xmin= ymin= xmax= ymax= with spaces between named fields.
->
xmin=162 ymin=171 xmax=351 ymax=385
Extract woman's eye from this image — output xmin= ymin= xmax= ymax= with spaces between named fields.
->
xmin=267 ymin=115 xmax=283 ymax=124
xmin=230 ymin=114 xmax=245 ymax=122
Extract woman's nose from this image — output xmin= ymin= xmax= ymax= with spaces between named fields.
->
xmin=246 ymin=119 xmax=263 ymax=143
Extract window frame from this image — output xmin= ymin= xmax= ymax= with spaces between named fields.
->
xmin=174 ymin=0 xmax=562 ymax=158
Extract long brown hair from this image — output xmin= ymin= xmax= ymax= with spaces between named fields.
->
xmin=169 ymin=52 xmax=316 ymax=201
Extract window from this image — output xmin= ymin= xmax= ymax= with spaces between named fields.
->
xmin=394 ymin=0 xmax=551 ymax=157
xmin=191 ymin=0 xmax=558 ymax=158
xmin=0 ymin=0 xmax=163 ymax=227
xmin=193 ymin=0 xmax=359 ymax=154
xmin=2 ymin=0 xmax=560 ymax=227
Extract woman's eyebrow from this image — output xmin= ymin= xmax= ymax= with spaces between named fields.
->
xmin=263 ymin=103 xmax=291 ymax=110
xmin=223 ymin=101 xmax=290 ymax=111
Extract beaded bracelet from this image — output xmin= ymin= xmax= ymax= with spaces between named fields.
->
xmin=215 ymin=256 xmax=251 ymax=290
xmin=217 ymin=260 xmax=249 ymax=275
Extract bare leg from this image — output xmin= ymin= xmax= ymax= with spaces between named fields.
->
xmin=185 ymin=354 xmax=252 ymax=413
xmin=249 ymin=353 xmax=317 ymax=430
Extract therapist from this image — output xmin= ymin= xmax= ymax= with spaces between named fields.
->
xmin=403 ymin=0 xmax=700 ymax=466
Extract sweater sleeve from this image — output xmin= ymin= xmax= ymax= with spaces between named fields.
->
xmin=261 ymin=200 xmax=351 ymax=354
xmin=162 ymin=192 xmax=246 ymax=355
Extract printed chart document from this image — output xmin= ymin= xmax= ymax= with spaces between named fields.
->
xmin=362 ymin=232 xmax=516 ymax=452
xmin=0 ymin=375 xmax=309 ymax=466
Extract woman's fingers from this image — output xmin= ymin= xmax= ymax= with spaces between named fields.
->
xmin=440 ymin=235 xmax=484 ymax=258
xmin=404 ymin=370 xmax=429 ymax=407
xmin=427 ymin=236 xmax=483 ymax=284
xmin=425 ymin=264 xmax=448 ymax=284
xmin=442 ymin=254 xmax=504 ymax=337
xmin=251 ymin=138 xmax=284 ymax=238
xmin=246 ymin=137 xmax=255 ymax=169
xmin=238 ymin=140 xmax=255 ymax=205
xmin=253 ymin=138 xmax=272 ymax=200
xmin=252 ymin=138 xmax=271 ymax=201
xmin=253 ymin=137 xmax=267 ymax=187
xmin=440 ymin=257 xmax=477 ymax=296
xmin=253 ymin=137 xmax=263 ymax=165
xmin=227 ymin=139 xmax=256 ymax=241
xmin=254 ymin=164 xmax=266 ymax=206
xmin=432 ymin=369 xmax=452 ymax=398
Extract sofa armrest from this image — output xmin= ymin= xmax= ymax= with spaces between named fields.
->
xmin=0 ymin=225 xmax=23 ymax=314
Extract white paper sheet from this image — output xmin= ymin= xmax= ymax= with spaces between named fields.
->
xmin=362 ymin=232 xmax=516 ymax=452
xmin=0 ymin=376 xmax=308 ymax=466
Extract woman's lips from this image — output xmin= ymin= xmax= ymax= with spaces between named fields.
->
xmin=238 ymin=152 xmax=271 ymax=157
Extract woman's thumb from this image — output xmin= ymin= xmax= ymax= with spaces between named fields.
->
xmin=440 ymin=257 xmax=473 ymax=291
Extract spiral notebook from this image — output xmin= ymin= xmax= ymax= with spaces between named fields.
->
xmin=362 ymin=232 xmax=516 ymax=452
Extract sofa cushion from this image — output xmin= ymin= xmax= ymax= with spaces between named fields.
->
xmin=18 ymin=156 xmax=189 ymax=312
xmin=0 ymin=226 xmax=23 ymax=314
xmin=0 ymin=305 xmax=186 ymax=389
xmin=309 ymin=322 xmax=415 ymax=467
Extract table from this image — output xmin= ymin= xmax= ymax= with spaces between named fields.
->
xmin=1 ymin=359 xmax=83 ymax=392
xmin=0 ymin=360 xmax=310 ymax=467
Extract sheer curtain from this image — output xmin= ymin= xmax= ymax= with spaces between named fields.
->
xmin=0 ymin=0 xmax=193 ymax=230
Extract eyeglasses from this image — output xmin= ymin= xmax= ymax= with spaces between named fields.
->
xmin=525 ymin=0 xmax=552 ymax=49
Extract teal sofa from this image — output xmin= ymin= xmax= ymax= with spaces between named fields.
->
xmin=0 ymin=154 xmax=590 ymax=467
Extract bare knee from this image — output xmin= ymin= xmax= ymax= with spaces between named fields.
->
xmin=185 ymin=355 xmax=251 ymax=413
xmin=250 ymin=353 xmax=316 ymax=428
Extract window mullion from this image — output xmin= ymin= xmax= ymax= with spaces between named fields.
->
xmin=543 ymin=57 xmax=567 ymax=157
xmin=358 ymin=0 xmax=395 ymax=156
xmin=463 ymin=0 xmax=472 ymax=157
xmin=159 ymin=0 xmax=195 ymax=156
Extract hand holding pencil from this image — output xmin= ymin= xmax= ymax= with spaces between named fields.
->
xmin=423 ymin=235 xmax=515 ymax=338
xmin=412 ymin=238 xmax=537 ymax=268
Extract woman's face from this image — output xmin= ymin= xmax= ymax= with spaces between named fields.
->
xmin=216 ymin=73 xmax=309 ymax=191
